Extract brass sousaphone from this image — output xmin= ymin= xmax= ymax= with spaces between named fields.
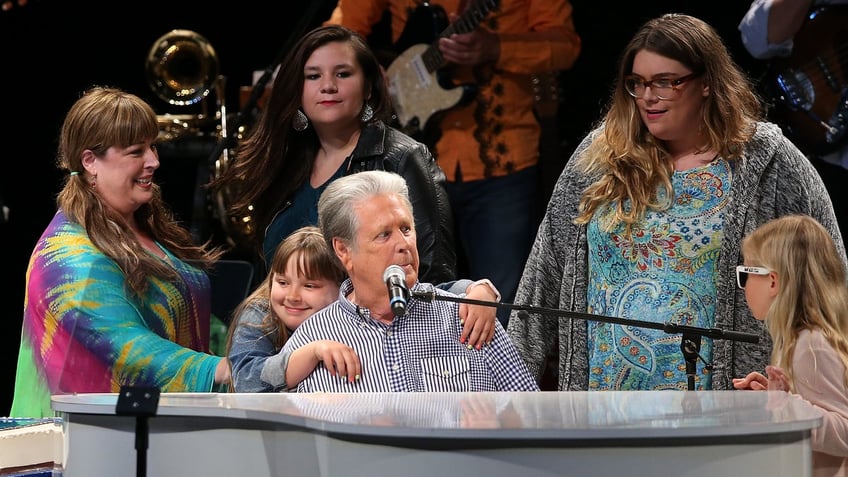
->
xmin=146 ymin=29 xmax=220 ymax=140
xmin=145 ymin=29 xmax=254 ymax=246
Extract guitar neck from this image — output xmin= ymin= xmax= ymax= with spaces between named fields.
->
xmin=421 ymin=0 xmax=499 ymax=72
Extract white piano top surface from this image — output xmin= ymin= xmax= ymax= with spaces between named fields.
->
xmin=52 ymin=390 xmax=821 ymax=441
xmin=52 ymin=391 xmax=821 ymax=440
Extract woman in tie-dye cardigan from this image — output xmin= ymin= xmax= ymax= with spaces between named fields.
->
xmin=10 ymin=87 xmax=228 ymax=418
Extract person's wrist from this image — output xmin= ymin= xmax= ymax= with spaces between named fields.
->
xmin=468 ymin=278 xmax=501 ymax=302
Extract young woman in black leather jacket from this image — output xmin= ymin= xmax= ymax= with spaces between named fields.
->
xmin=212 ymin=25 xmax=455 ymax=284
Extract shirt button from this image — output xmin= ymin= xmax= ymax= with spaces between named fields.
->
xmin=392 ymin=364 xmax=400 ymax=371
xmin=442 ymin=370 xmax=451 ymax=378
xmin=386 ymin=330 xmax=392 ymax=337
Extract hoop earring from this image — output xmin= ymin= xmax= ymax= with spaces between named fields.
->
xmin=293 ymin=109 xmax=309 ymax=131
xmin=360 ymin=103 xmax=374 ymax=122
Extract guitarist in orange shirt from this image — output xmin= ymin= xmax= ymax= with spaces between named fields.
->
xmin=329 ymin=0 xmax=581 ymax=326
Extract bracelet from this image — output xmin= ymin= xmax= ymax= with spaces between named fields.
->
xmin=468 ymin=278 xmax=501 ymax=303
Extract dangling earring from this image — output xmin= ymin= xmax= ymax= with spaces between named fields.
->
xmin=293 ymin=109 xmax=309 ymax=131
xmin=90 ymin=173 xmax=97 ymax=188
xmin=360 ymin=103 xmax=374 ymax=122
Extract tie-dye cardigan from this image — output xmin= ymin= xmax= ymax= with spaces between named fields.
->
xmin=10 ymin=210 xmax=222 ymax=417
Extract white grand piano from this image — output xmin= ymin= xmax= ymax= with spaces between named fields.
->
xmin=52 ymin=390 xmax=820 ymax=477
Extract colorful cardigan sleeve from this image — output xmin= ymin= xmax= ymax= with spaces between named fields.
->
xmin=11 ymin=211 xmax=221 ymax=418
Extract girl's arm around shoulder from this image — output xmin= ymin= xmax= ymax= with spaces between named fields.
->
xmin=285 ymin=341 xmax=362 ymax=389
xmin=228 ymin=301 xmax=283 ymax=392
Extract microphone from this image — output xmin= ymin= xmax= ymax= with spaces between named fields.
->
xmin=383 ymin=265 xmax=410 ymax=317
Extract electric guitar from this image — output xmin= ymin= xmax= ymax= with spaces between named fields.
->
xmin=766 ymin=5 xmax=848 ymax=156
xmin=386 ymin=0 xmax=500 ymax=138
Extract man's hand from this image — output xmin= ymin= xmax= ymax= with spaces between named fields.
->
xmin=438 ymin=14 xmax=500 ymax=66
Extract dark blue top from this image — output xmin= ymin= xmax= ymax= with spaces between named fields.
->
xmin=262 ymin=158 xmax=348 ymax=267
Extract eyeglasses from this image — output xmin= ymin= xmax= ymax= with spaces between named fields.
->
xmin=624 ymin=73 xmax=700 ymax=100
xmin=735 ymin=265 xmax=771 ymax=289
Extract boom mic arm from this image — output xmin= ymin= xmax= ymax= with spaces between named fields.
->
xmin=411 ymin=289 xmax=758 ymax=343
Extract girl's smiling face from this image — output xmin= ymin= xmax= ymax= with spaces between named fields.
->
xmin=270 ymin=252 xmax=340 ymax=331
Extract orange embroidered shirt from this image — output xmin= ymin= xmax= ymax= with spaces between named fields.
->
xmin=335 ymin=0 xmax=581 ymax=181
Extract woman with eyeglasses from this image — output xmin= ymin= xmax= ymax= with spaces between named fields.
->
xmin=732 ymin=215 xmax=848 ymax=476
xmin=507 ymin=13 xmax=846 ymax=391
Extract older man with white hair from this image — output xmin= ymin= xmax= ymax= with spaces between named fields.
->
xmin=281 ymin=170 xmax=538 ymax=392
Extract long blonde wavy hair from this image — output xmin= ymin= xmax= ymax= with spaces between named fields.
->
xmin=56 ymin=86 xmax=222 ymax=297
xmin=575 ymin=14 xmax=762 ymax=233
xmin=742 ymin=215 xmax=848 ymax=391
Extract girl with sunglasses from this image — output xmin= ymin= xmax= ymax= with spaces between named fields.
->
xmin=733 ymin=215 xmax=848 ymax=476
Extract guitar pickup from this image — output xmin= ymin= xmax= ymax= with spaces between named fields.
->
xmin=411 ymin=55 xmax=433 ymax=87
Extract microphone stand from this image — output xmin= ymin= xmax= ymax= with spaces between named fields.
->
xmin=116 ymin=386 xmax=160 ymax=477
xmin=411 ymin=290 xmax=759 ymax=391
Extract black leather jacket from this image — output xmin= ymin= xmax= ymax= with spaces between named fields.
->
xmin=347 ymin=121 xmax=457 ymax=284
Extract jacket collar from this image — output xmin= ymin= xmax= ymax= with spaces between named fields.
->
xmin=350 ymin=121 xmax=388 ymax=162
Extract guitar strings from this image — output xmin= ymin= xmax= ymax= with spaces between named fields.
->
xmin=792 ymin=44 xmax=847 ymax=86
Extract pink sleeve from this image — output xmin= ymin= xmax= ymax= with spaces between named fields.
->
xmin=792 ymin=329 xmax=848 ymax=457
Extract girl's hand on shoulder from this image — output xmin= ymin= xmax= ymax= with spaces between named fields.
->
xmin=459 ymin=281 xmax=499 ymax=349
xmin=313 ymin=340 xmax=361 ymax=383
xmin=732 ymin=371 xmax=769 ymax=390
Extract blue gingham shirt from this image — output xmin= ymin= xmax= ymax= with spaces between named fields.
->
xmin=283 ymin=280 xmax=539 ymax=393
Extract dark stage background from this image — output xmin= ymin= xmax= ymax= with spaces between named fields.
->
xmin=1 ymin=1 xmax=845 ymax=414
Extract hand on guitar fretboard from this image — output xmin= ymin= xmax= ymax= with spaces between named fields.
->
xmin=386 ymin=0 xmax=501 ymax=138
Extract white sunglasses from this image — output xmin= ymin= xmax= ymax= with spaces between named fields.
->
xmin=736 ymin=265 xmax=771 ymax=289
